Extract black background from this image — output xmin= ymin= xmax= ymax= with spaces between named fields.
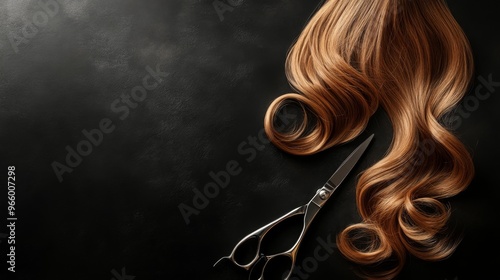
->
xmin=0 ymin=0 xmax=499 ymax=279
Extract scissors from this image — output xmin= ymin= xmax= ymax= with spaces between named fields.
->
xmin=214 ymin=134 xmax=374 ymax=280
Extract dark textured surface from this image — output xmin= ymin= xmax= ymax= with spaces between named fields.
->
xmin=0 ymin=0 xmax=498 ymax=279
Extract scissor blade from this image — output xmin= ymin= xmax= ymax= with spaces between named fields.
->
xmin=325 ymin=134 xmax=374 ymax=191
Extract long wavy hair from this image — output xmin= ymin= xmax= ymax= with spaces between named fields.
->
xmin=264 ymin=0 xmax=474 ymax=278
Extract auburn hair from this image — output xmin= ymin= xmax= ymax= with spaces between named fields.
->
xmin=264 ymin=0 xmax=474 ymax=278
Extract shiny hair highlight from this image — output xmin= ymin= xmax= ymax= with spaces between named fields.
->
xmin=264 ymin=0 xmax=474 ymax=278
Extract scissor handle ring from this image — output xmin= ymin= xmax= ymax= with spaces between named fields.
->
xmin=215 ymin=205 xmax=307 ymax=270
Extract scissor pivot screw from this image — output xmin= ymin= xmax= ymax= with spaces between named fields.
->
xmin=319 ymin=190 xmax=328 ymax=200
